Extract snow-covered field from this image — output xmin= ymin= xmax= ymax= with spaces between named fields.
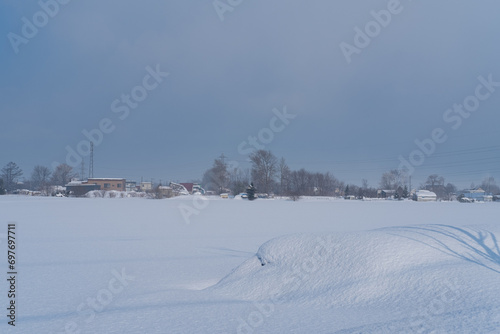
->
xmin=1 ymin=195 xmax=499 ymax=333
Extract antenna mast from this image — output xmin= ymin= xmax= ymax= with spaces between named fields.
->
xmin=88 ymin=142 xmax=94 ymax=179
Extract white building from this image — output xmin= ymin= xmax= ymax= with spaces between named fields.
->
xmin=140 ymin=182 xmax=152 ymax=192
xmin=462 ymin=188 xmax=493 ymax=202
xmin=125 ymin=181 xmax=137 ymax=192
xmin=413 ymin=190 xmax=437 ymax=202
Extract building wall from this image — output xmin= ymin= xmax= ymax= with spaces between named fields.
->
xmin=413 ymin=190 xmax=437 ymax=201
xmin=462 ymin=189 xmax=493 ymax=202
xmin=85 ymin=179 xmax=126 ymax=191
xmin=66 ymin=184 xmax=101 ymax=197
xmin=417 ymin=195 xmax=436 ymax=202
xmin=125 ymin=182 xmax=137 ymax=192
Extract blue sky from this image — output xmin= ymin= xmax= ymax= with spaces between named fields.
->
xmin=1 ymin=0 xmax=499 ymax=189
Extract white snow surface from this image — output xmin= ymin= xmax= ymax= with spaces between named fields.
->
xmin=0 ymin=195 xmax=499 ymax=333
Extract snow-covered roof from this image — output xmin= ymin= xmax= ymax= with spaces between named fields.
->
xmin=66 ymin=181 xmax=83 ymax=186
xmin=87 ymin=178 xmax=125 ymax=181
xmin=416 ymin=190 xmax=436 ymax=197
xmin=464 ymin=188 xmax=485 ymax=194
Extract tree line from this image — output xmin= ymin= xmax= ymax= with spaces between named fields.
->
xmin=200 ymin=150 xmax=500 ymax=200
xmin=1 ymin=154 xmax=499 ymax=200
xmin=0 ymin=162 xmax=78 ymax=195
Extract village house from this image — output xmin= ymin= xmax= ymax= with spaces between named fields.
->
xmin=84 ymin=178 xmax=126 ymax=191
xmin=412 ymin=190 xmax=437 ymax=202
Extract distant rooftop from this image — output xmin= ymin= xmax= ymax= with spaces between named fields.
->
xmin=87 ymin=178 xmax=125 ymax=181
xmin=66 ymin=181 xmax=83 ymax=186
xmin=464 ymin=188 xmax=485 ymax=193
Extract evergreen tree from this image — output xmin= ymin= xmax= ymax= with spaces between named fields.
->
xmin=402 ymin=186 xmax=409 ymax=199
xmin=395 ymin=186 xmax=404 ymax=200
xmin=202 ymin=157 xmax=229 ymax=194
xmin=1 ymin=162 xmax=23 ymax=192
xmin=246 ymin=182 xmax=256 ymax=201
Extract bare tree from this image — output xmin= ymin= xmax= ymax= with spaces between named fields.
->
xmin=380 ymin=169 xmax=406 ymax=190
xmin=286 ymin=169 xmax=340 ymax=197
xmin=289 ymin=168 xmax=308 ymax=195
xmin=425 ymin=174 xmax=445 ymax=190
xmin=481 ymin=177 xmax=499 ymax=194
xmin=51 ymin=164 xmax=77 ymax=186
xmin=312 ymin=172 xmax=326 ymax=195
xmin=250 ymin=150 xmax=278 ymax=194
xmin=31 ymin=165 xmax=52 ymax=193
xmin=1 ymin=162 xmax=23 ymax=192
xmin=325 ymin=172 xmax=339 ymax=196
xmin=313 ymin=172 xmax=337 ymax=196
xmin=358 ymin=179 xmax=369 ymax=198
xmin=444 ymin=183 xmax=457 ymax=200
xmin=345 ymin=184 xmax=360 ymax=197
xmin=278 ymin=157 xmax=291 ymax=195
xmin=228 ymin=167 xmax=250 ymax=195
xmin=422 ymin=174 xmax=457 ymax=200
xmin=423 ymin=174 xmax=445 ymax=198
xmin=202 ymin=157 xmax=229 ymax=194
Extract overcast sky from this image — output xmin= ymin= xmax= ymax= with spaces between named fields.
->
xmin=1 ymin=0 xmax=499 ymax=189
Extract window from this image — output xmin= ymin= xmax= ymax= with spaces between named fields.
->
xmin=104 ymin=183 xmax=110 ymax=188
xmin=117 ymin=184 xmax=121 ymax=188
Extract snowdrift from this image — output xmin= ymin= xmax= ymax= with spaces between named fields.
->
xmin=210 ymin=225 xmax=500 ymax=327
xmin=85 ymin=190 xmax=149 ymax=198
xmin=4 ymin=196 xmax=499 ymax=333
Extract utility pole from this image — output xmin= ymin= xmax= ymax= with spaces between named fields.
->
xmin=88 ymin=141 xmax=94 ymax=179
xmin=80 ymin=159 xmax=85 ymax=181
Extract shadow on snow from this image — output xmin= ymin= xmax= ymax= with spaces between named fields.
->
xmin=384 ymin=224 xmax=500 ymax=274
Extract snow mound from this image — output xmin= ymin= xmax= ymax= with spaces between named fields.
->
xmin=210 ymin=225 xmax=500 ymax=311
xmin=85 ymin=190 xmax=148 ymax=198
